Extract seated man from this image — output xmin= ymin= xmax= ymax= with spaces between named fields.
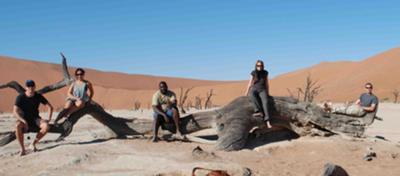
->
xmin=152 ymin=81 xmax=184 ymax=142
xmin=324 ymin=82 xmax=378 ymax=116
xmin=13 ymin=80 xmax=53 ymax=156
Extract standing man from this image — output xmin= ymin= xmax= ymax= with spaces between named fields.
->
xmin=13 ymin=80 xmax=53 ymax=156
xmin=152 ymin=81 xmax=184 ymax=142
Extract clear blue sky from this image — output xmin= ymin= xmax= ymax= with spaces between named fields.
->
xmin=1 ymin=0 xmax=399 ymax=80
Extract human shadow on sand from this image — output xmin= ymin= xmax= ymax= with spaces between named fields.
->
xmin=36 ymin=138 xmax=116 ymax=152
xmin=244 ymin=130 xmax=300 ymax=150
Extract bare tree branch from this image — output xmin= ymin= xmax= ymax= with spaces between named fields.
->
xmin=195 ymin=96 xmax=203 ymax=110
xmin=178 ymin=87 xmax=194 ymax=113
xmin=288 ymin=74 xmax=322 ymax=102
xmin=393 ymin=89 xmax=399 ymax=103
xmin=0 ymin=81 xmax=25 ymax=94
xmin=204 ymin=89 xmax=215 ymax=109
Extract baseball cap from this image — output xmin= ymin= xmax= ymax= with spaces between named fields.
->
xmin=25 ymin=80 xmax=36 ymax=87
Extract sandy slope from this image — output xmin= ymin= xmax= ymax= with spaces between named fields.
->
xmin=270 ymin=47 xmax=400 ymax=102
xmin=2 ymin=48 xmax=400 ymax=112
xmin=0 ymin=55 xmax=237 ymax=112
xmin=0 ymin=104 xmax=399 ymax=176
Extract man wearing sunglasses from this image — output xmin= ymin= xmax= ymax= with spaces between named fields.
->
xmin=355 ymin=83 xmax=379 ymax=112
xmin=13 ymin=80 xmax=53 ymax=156
xmin=324 ymin=82 xmax=378 ymax=116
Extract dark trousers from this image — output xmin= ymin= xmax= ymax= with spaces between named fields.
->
xmin=249 ymin=88 xmax=270 ymax=121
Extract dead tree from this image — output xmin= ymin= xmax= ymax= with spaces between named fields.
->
xmin=204 ymin=89 xmax=215 ymax=109
xmin=186 ymin=100 xmax=193 ymax=110
xmin=288 ymin=74 xmax=322 ymax=102
xmin=0 ymin=54 xmax=376 ymax=151
xmin=178 ymin=87 xmax=193 ymax=113
xmin=393 ymin=89 xmax=399 ymax=103
xmin=133 ymin=100 xmax=141 ymax=111
xmin=286 ymin=88 xmax=300 ymax=100
xmin=195 ymin=96 xmax=203 ymax=110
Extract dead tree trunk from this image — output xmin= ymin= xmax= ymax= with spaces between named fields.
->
xmin=0 ymin=54 xmax=376 ymax=151
xmin=393 ymin=89 xmax=399 ymax=103
xmin=178 ymin=87 xmax=193 ymax=113
xmin=195 ymin=96 xmax=203 ymax=110
xmin=294 ymin=74 xmax=322 ymax=102
xmin=204 ymin=89 xmax=215 ymax=109
xmin=0 ymin=54 xmax=215 ymax=146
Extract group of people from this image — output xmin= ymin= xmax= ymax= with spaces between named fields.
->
xmin=11 ymin=60 xmax=379 ymax=156
xmin=13 ymin=68 xmax=93 ymax=156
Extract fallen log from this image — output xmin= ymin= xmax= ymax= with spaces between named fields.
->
xmin=0 ymin=54 xmax=376 ymax=151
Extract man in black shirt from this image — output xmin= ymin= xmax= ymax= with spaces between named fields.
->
xmin=13 ymin=80 xmax=53 ymax=156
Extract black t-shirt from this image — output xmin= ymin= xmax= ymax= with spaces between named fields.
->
xmin=15 ymin=93 xmax=48 ymax=123
xmin=251 ymin=70 xmax=269 ymax=91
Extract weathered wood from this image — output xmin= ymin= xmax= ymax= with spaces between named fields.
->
xmin=322 ymin=163 xmax=349 ymax=176
xmin=0 ymin=54 xmax=375 ymax=151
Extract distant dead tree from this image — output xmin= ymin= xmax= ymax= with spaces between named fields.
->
xmin=186 ymin=100 xmax=193 ymax=110
xmin=287 ymin=88 xmax=300 ymax=100
xmin=195 ymin=96 xmax=203 ymax=110
xmin=287 ymin=88 xmax=294 ymax=98
xmin=288 ymin=74 xmax=322 ymax=102
xmin=299 ymin=74 xmax=322 ymax=102
xmin=393 ymin=89 xmax=399 ymax=103
xmin=178 ymin=87 xmax=194 ymax=113
xmin=133 ymin=100 xmax=141 ymax=111
xmin=204 ymin=89 xmax=215 ymax=109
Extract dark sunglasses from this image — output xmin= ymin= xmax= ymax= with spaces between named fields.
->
xmin=75 ymin=73 xmax=84 ymax=76
xmin=365 ymin=86 xmax=372 ymax=89
xmin=256 ymin=65 xmax=263 ymax=67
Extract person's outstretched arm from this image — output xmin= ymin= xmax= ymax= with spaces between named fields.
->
xmin=245 ymin=76 xmax=254 ymax=96
xmin=87 ymin=81 xmax=94 ymax=100
xmin=67 ymin=84 xmax=77 ymax=100
xmin=152 ymin=94 xmax=169 ymax=122
xmin=363 ymin=104 xmax=377 ymax=112
xmin=355 ymin=99 xmax=361 ymax=105
xmin=152 ymin=105 xmax=169 ymax=122
xmin=39 ymin=94 xmax=53 ymax=121
xmin=265 ymin=75 xmax=270 ymax=95
xmin=13 ymin=106 xmax=27 ymax=125
xmin=45 ymin=102 xmax=54 ymax=121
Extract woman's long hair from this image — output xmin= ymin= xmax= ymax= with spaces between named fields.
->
xmin=253 ymin=60 xmax=265 ymax=82
xmin=254 ymin=60 xmax=264 ymax=70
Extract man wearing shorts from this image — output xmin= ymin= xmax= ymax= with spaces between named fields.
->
xmin=13 ymin=80 xmax=53 ymax=156
xmin=151 ymin=81 xmax=184 ymax=142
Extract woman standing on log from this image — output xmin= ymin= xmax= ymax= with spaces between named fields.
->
xmin=245 ymin=60 xmax=272 ymax=128
xmin=55 ymin=68 xmax=94 ymax=124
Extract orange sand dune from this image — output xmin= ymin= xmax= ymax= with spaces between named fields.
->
xmin=0 ymin=56 xmax=237 ymax=112
xmin=1 ymin=47 xmax=400 ymax=112
xmin=269 ymin=47 xmax=400 ymax=102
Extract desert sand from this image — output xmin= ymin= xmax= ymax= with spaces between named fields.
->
xmin=1 ymin=48 xmax=400 ymax=175
xmin=1 ymin=48 xmax=400 ymax=112
xmin=0 ymin=103 xmax=399 ymax=176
